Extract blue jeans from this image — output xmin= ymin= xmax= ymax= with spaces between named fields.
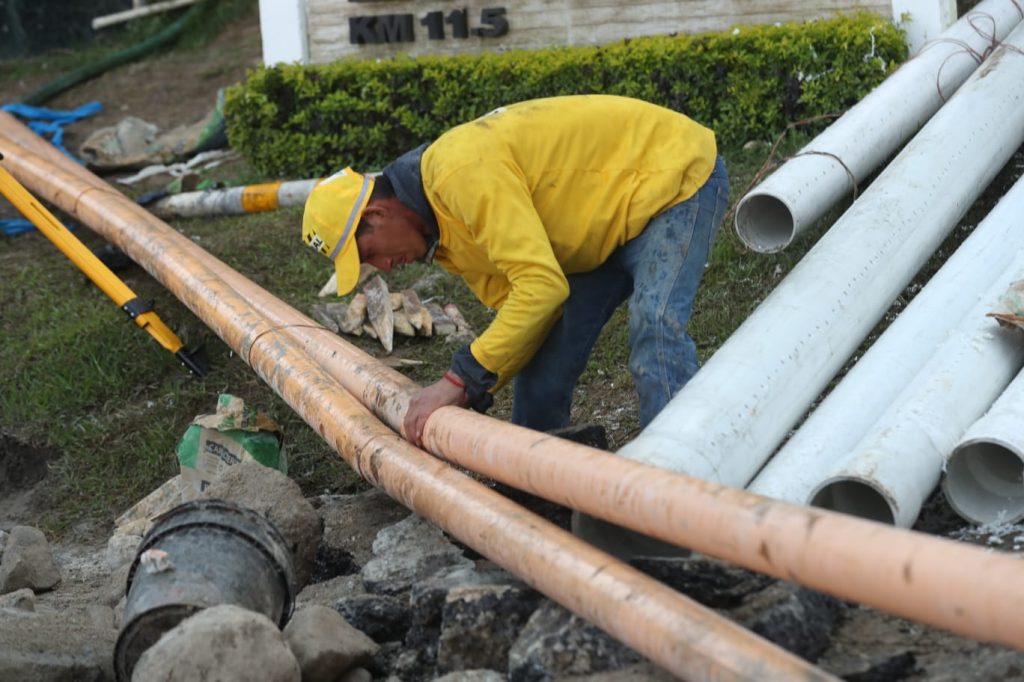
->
xmin=511 ymin=156 xmax=730 ymax=431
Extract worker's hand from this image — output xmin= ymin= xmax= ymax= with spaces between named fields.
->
xmin=403 ymin=376 xmax=468 ymax=448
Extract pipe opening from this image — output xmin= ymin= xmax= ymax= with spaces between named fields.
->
xmin=943 ymin=441 xmax=1024 ymax=524
xmin=810 ymin=479 xmax=896 ymax=525
xmin=734 ymin=193 xmax=795 ymax=254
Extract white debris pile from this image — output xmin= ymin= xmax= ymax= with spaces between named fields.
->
xmin=311 ymin=275 xmax=476 ymax=353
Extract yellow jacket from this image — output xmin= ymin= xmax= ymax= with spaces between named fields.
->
xmin=421 ymin=95 xmax=717 ymax=389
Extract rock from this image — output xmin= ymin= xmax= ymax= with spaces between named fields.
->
xmin=130 ymin=604 xmax=300 ymax=682
xmin=838 ymin=652 xmax=919 ymax=681
xmin=0 ymin=529 xmax=7 ymax=555
xmin=364 ymin=276 xmax=395 ymax=352
xmin=115 ymin=519 xmax=149 ymax=537
xmin=0 ymin=587 xmax=34 ymax=610
xmin=390 ymin=647 xmax=437 ymax=682
xmin=297 ymin=573 xmax=364 ymax=610
xmin=339 ymin=668 xmax=373 ymax=682
xmin=97 ymin=561 xmax=132 ymax=608
xmin=311 ymin=542 xmax=358 ymax=584
xmin=425 ymin=302 xmax=457 ymax=337
xmin=340 ymin=294 xmax=368 ymax=335
xmin=437 ymin=583 xmax=544 ymax=673
xmin=201 ymin=460 xmax=323 ymax=588
xmin=408 ymin=565 xmax=518 ymax=633
xmin=311 ymin=303 xmax=343 ymax=333
xmin=316 ymin=488 xmax=410 ymax=569
xmin=83 ymin=604 xmax=116 ymax=630
xmin=0 ymin=526 xmax=61 ymax=593
xmin=733 ymin=582 xmax=843 ymax=662
xmin=334 ymin=593 xmax=411 ymax=643
xmin=509 ymin=602 xmax=641 ymax=682
xmin=554 ymin=662 xmax=677 ymax=681
xmin=105 ymin=533 xmax=141 ymax=571
xmin=113 ymin=475 xmax=187 ymax=536
xmin=370 ymin=641 xmax=405 ymax=679
xmin=434 ymin=671 xmax=505 ymax=682
xmin=405 ymin=567 xmax=467 ymax=660
xmin=114 ymin=596 xmax=126 ymax=630
xmin=629 ymin=554 xmax=774 ymax=608
xmin=361 ymin=515 xmax=473 ymax=596
xmin=0 ymin=607 xmax=116 ymax=681
xmin=284 ymin=605 xmax=379 ymax=681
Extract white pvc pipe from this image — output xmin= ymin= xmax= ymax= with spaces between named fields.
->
xmin=748 ymin=174 xmax=1024 ymax=505
xmin=944 ymin=368 xmax=1024 ymax=524
xmin=809 ymin=256 xmax=1024 ymax=527
xmin=734 ymin=0 xmax=1024 ymax=253
xmin=607 ymin=24 xmax=1024 ymax=519
xmin=92 ymin=0 xmax=200 ymax=30
xmin=150 ymin=178 xmax=320 ymax=218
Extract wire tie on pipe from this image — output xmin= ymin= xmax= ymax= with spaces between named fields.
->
xmin=244 ymin=323 xmax=328 ymax=366
xmin=726 ymin=111 xmax=845 ymax=232
xmin=789 ymin=150 xmax=859 ymax=200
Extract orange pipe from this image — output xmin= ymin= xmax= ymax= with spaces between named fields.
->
xmin=0 ymin=122 xmax=834 ymax=682
xmin=6 ymin=113 xmax=1024 ymax=650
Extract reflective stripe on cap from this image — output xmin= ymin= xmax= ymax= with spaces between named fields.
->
xmin=329 ymin=174 xmax=372 ymax=262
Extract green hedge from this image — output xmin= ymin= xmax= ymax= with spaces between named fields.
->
xmin=225 ymin=14 xmax=905 ymax=178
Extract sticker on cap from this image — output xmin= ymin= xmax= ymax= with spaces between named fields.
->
xmin=321 ymin=168 xmax=350 ymax=186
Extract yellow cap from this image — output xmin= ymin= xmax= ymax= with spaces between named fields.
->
xmin=302 ymin=168 xmax=375 ymax=296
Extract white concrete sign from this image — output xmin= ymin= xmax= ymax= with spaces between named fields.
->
xmin=258 ymin=0 xmax=933 ymax=65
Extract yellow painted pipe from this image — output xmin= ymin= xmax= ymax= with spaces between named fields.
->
xmin=0 ymin=121 xmax=834 ymax=682
xmin=7 ymin=113 xmax=1024 ymax=652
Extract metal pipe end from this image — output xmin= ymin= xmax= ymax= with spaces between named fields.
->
xmin=809 ymin=478 xmax=896 ymax=525
xmin=734 ymin=193 xmax=796 ymax=253
xmin=943 ymin=440 xmax=1024 ymax=525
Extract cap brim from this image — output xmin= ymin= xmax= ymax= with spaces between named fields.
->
xmin=334 ymin=237 xmax=361 ymax=296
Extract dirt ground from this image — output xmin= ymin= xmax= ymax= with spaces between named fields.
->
xmin=1 ymin=11 xmax=263 ymax=151
xmin=4 ymin=7 xmax=1024 ymax=681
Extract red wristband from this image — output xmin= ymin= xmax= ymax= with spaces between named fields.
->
xmin=443 ymin=371 xmax=466 ymax=390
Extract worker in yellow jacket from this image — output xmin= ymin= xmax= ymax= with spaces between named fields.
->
xmin=303 ymin=95 xmax=729 ymax=446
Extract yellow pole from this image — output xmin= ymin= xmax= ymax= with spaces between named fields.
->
xmin=0 ymin=154 xmax=205 ymax=374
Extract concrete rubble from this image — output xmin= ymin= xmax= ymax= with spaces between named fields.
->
xmin=7 ymin=458 xmax=1005 ymax=681
xmin=0 ymin=586 xmax=35 ymax=610
xmin=130 ymin=604 xmax=301 ymax=682
xmin=0 ymin=605 xmax=117 ymax=681
xmin=361 ymin=514 xmax=475 ymax=596
xmin=284 ymin=605 xmax=379 ymax=681
xmin=0 ymin=525 xmax=61 ymax=593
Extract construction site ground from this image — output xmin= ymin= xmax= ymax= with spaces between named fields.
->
xmin=3 ymin=1 xmax=1024 ymax=679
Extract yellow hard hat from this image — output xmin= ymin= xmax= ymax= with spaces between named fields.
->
xmin=302 ymin=167 xmax=375 ymax=296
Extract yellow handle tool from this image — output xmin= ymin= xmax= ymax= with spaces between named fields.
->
xmin=0 ymin=153 xmax=207 ymax=376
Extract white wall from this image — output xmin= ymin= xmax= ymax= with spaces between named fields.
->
xmin=260 ymin=0 xmax=898 ymax=65
xmin=892 ymin=0 xmax=958 ymax=54
xmin=259 ymin=0 xmax=308 ymax=65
